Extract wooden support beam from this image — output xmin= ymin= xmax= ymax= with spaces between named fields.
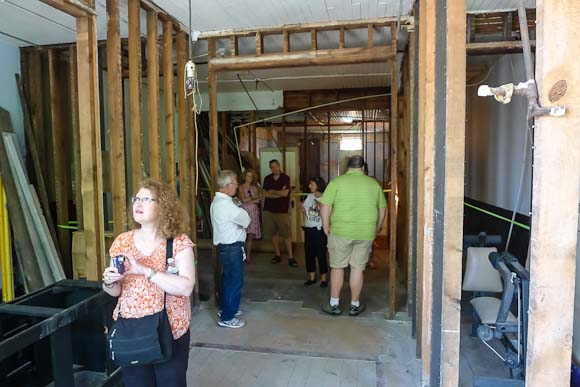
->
xmin=208 ymin=71 xmax=219 ymax=194
xmin=339 ymin=28 xmax=345 ymax=49
xmin=526 ymin=0 xmax=580 ymax=385
xmin=439 ymin=0 xmax=465 ymax=384
xmin=47 ymin=49 xmax=70 ymax=274
xmin=221 ymin=111 xmax=227 ymax=168
xmin=208 ymin=45 xmax=395 ymax=72
xmin=39 ymin=0 xmax=95 ymax=17
xmin=388 ymin=22 xmax=398 ymax=320
xmin=107 ymin=0 xmax=127 ymax=236
xmin=128 ymin=0 xmax=142 ymax=192
xmin=28 ymin=52 xmax=47 ymax=180
xmin=407 ymin=30 xmax=417 ymax=328
xmin=230 ymin=36 xmax=238 ymax=57
xmin=176 ymin=31 xmax=190 ymax=219
xmin=311 ymin=29 xmax=317 ymax=51
xmin=76 ymin=15 xmax=105 ymax=280
xmin=163 ymin=20 xmax=175 ymax=188
xmin=208 ymin=37 xmax=215 ymax=59
xmin=418 ymin=0 xmax=435 ymax=373
xmin=69 ymin=47 xmax=83 ymax=229
xmin=367 ymin=24 xmax=374 ymax=47
xmin=467 ymin=40 xmax=535 ymax=55
xmin=283 ymin=30 xmax=290 ymax=53
xmin=251 ymin=111 xmax=257 ymax=168
xmin=282 ymin=116 xmax=287 ymax=171
xmin=256 ymin=32 xmax=263 ymax=56
xmin=147 ymin=10 xmax=161 ymax=179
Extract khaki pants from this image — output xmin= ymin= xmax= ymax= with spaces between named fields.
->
xmin=327 ymin=234 xmax=373 ymax=270
xmin=262 ymin=211 xmax=290 ymax=239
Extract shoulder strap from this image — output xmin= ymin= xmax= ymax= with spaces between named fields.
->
xmin=163 ymin=238 xmax=174 ymax=306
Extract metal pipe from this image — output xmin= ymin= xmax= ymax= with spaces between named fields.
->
xmin=516 ymin=0 xmax=535 ymax=82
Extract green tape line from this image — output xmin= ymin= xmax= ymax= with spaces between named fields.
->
xmin=57 ymin=225 xmax=79 ymax=230
xmin=464 ymin=202 xmax=530 ymax=231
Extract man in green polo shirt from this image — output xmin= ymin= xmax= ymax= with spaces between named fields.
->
xmin=320 ymin=155 xmax=387 ymax=316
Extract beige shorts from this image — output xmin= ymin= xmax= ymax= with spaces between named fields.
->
xmin=327 ymin=234 xmax=373 ymax=270
xmin=262 ymin=211 xmax=290 ymax=239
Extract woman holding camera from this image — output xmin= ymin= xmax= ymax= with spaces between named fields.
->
xmin=102 ymin=178 xmax=195 ymax=387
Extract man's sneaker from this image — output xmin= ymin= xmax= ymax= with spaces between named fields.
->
xmin=217 ymin=318 xmax=246 ymax=328
xmin=322 ymin=303 xmax=342 ymax=316
xmin=271 ymin=255 xmax=282 ymax=264
xmin=217 ymin=310 xmax=243 ymax=319
xmin=349 ymin=303 xmax=366 ymax=316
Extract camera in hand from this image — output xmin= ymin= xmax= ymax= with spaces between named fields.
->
xmin=113 ymin=255 xmax=125 ymax=274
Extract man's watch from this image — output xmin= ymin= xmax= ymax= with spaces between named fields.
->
xmin=146 ymin=268 xmax=157 ymax=280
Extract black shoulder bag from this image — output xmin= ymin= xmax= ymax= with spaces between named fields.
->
xmin=108 ymin=238 xmax=175 ymax=367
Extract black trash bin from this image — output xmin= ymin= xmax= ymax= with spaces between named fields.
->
xmin=0 ymin=280 xmax=122 ymax=387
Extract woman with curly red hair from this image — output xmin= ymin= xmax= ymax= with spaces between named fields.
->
xmin=102 ymin=178 xmax=195 ymax=387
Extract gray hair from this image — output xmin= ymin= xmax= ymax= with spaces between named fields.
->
xmin=217 ymin=170 xmax=238 ymax=189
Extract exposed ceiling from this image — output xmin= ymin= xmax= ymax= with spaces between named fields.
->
xmin=0 ymin=0 xmax=536 ymax=94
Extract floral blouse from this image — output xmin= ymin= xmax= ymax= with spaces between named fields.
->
xmin=109 ymin=230 xmax=194 ymax=340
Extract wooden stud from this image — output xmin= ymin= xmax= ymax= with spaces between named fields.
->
xmin=256 ymin=32 xmax=263 ymax=56
xmin=76 ymin=15 xmax=105 ymax=280
xmin=128 ymin=0 xmax=143 ymax=192
xmin=147 ymin=10 xmax=161 ymax=179
xmin=311 ymin=29 xmax=317 ymax=51
xmin=368 ymin=24 xmax=374 ymax=47
xmin=339 ymin=28 xmax=345 ymax=49
xmin=440 ymin=0 xmax=466 ymax=384
xmin=208 ymin=71 xmax=218 ymax=194
xmin=283 ymin=30 xmax=290 ymax=53
xmin=251 ymin=111 xmax=257 ymax=168
xmin=221 ymin=111 xmax=227 ymax=168
xmin=207 ymin=37 xmax=215 ymax=59
xmin=69 ymin=47 xmax=83 ymax=229
xmin=526 ymin=1 xmax=580 ymax=385
xmin=28 ymin=51 xmax=47 ymax=179
xmin=388 ymin=22 xmax=398 ymax=320
xmin=230 ymin=35 xmax=238 ymax=57
xmin=406 ymin=31 xmax=416 ymax=321
xmin=282 ymin=116 xmax=287 ymax=171
xmin=208 ymin=46 xmax=395 ymax=72
xmin=106 ymin=0 xmax=127 ymax=236
xmin=176 ymin=31 xmax=190 ymax=217
xmin=163 ymin=20 xmax=175 ymax=188
xmin=327 ymin=111 xmax=331 ymax=182
xmin=47 ymin=49 xmax=71 ymax=274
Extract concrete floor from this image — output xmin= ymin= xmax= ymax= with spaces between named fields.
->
xmin=187 ymin=243 xmax=421 ymax=386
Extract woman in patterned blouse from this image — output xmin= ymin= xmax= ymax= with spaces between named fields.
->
xmin=102 ymin=178 xmax=195 ymax=387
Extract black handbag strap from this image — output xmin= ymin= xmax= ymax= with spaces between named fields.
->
xmin=163 ymin=238 xmax=174 ymax=307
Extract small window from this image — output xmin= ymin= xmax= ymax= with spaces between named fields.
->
xmin=339 ymin=137 xmax=362 ymax=151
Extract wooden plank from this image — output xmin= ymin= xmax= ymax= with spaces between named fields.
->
xmin=311 ymin=29 xmax=317 ymax=51
xmin=76 ymin=15 xmax=105 ymax=280
xmin=69 ymin=47 xmax=83 ymax=228
xmin=47 ymin=49 xmax=71 ymax=275
xmin=283 ymin=31 xmax=289 ymax=53
xmin=209 ymin=45 xmax=395 ymax=72
xmin=282 ymin=116 xmax=287 ymax=171
xmin=406 ymin=31 xmax=416 ymax=318
xmin=367 ymin=24 xmax=374 ymax=47
xmin=339 ymin=28 xmax=345 ymax=49
xmin=39 ymin=0 xmax=94 ymax=17
xmin=256 ymin=32 xmax=263 ymax=56
xmin=107 ymin=0 xmax=127 ymax=236
xmin=28 ymin=51 xmax=47 ymax=179
xmin=525 ymin=0 xmax=580 ymax=385
xmin=419 ymin=0 xmax=436 ymax=378
xmin=147 ymin=10 xmax=161 ymax=179
xmin=208 ymin=71 xmax=218 ymax=194
xmin=388 ymin=22 xmax=398 ymax=320
xmin=128 ymin=0 xmax=142 ymax=192
xmin=0 ymin=109 xmax=44 ymax=290
xmin=176 ymin=31 xmax=190 ymax=216
xmin=230 ymin=36 xmax=238 ymax=57
xmin=163 ymin=20 xmax=176 ymax=188
xmin=251 ymin=111 xmax=257 ymax=168
xmin=440 ymin=0 xmax=465 ymax=385
xmin=221 ymin=111 xmax=227 ymax=168
xmin=467 ymin=40 xmax=535 ymax=55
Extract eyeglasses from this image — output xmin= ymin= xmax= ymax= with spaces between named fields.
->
xmin=131 ymin=196 xmax=156 ymax=204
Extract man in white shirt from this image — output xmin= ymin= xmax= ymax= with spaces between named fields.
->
xmin=210 ymin=170 xmax=251 ymax=328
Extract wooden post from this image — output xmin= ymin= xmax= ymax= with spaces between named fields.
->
xmin=526 ymin=1 xmax=580 ymax=385
xmin=230 ymin=36 xmax=238 ymax=57
xmin=407 ymin=30 xmax=416 ymax=325
xmin=282 ymin=116 xmax=287 ymax=171
xmin=147 ymin=10 xmax=161 ymax=179
xmin=251 ymin=111 xmax=257 ymax=168
xmin=106 ymin=0 xmax=127 ymax=236
xmin=128 ymin=0 xmax=142 ymax=192
xmin=283 ymin=30 xmax=290 ymax=53
xmin=176 ymin=31 xmax=190 ymax=216
xmin=368 ymin=24 xmax=374 ymax=48
xmin=388 ymin=22 xmax=398 ymax=320
xmin=221 ymin=111 xmax=228 ymax=168
xmin=208 ymin=70 xmax=218 ymax=194
xmin=327 ymin=111 xmax=331 ymax=181
xmin=256 ymin=32 xmax=263 ymax=56
xmin=48 ymin=49 xmax=71 ymax=274
xmin=163 ymin=21 xmax=176 ymax=188
xmin=69 ymin=47 xmax=83 ymax=228
xmin=438 ymin=0 xmax=465 ymax=384
xmin=339 ymin=28 xmax=345 ymax=49
xmin=311 ymin=29 xmax=317 ymax=51
xmin=28 ymin=51 xmax=47 ymax=178
xmin=76 ymin=15 xmax=105 ymax=280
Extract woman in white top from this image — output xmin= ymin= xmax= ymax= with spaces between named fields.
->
xmin=302 ymin=177 xmax=328 ymax=287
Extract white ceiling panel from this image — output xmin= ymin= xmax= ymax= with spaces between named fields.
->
xmin=467 ymin=0 xmax=535 ymax=13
